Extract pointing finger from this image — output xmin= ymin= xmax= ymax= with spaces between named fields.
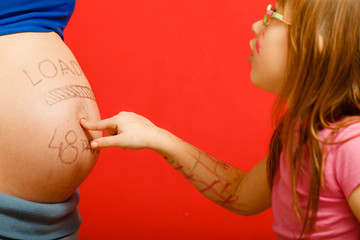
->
xmin=90 ymin=135 xmax=124 ymax=149
xmin=80 ymin=118 xmax=117 ymax=132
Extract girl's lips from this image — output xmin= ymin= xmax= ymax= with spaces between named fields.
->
xmin=255 ymin=38 xmax=261 ymax=54
xmin=255 ymin=32 xmax=265 ymax=55
xmin=249 ymin=39 xmax=256 ymax=54
xmin=249 ymin=39 xmax=256 ymax=62
xmin=249 ymin=32 xmax=265 ymax=61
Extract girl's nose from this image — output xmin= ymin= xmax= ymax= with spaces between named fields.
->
xmin=251 ymin=20 xmax=264 ymax=35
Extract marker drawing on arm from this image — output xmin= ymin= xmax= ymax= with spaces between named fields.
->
xmin=162 ymin=139 xmax=245 ymax=211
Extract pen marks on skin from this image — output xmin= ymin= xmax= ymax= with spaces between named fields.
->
xmin=22 ymin=59 xmax=96 ymax=105
xmin=199 ymin=180 xmax=221 ymax=193
xmin=48 ymin=129 xmax=78 ymax=164
xmin=48 ymin=128 xmax=98 ymax=164
xmin=81 ymin=139 xmax=96 ymax=154
xmin=23 ymin=59 xmax=83 ymax=87
xmin=165 ymin=147 xmax=244 ymax=207
xmin=44 ymin=85 xmax=96 ymax=106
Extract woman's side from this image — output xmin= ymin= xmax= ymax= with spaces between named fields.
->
xmin=0 ymin=32 xmax=101 ymax=203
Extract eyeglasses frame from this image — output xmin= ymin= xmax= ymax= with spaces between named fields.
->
xmin=263 ymin=4 xmax=292 ymax=26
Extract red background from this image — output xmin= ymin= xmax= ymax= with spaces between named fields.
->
xmin=65 ymin=0 xmax=277 ymax=239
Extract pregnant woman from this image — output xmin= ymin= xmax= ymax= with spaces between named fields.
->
xmin=0 ymin=1 xmax=101 ymax=239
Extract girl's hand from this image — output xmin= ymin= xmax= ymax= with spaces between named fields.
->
xmin=80 ymin=112 xmax=161 ymax=150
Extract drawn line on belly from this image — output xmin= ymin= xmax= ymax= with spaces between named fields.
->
xmin=44 ymin=85 xmax=96 ymax=106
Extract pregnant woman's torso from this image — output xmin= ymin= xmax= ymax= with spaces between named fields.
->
xmin=0 ymin=32 xmax=101 ymax=203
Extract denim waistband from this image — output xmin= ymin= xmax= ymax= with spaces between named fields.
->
xmin=0 ymin=189 xmax=81 ymax=240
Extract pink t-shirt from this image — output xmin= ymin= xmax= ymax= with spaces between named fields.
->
xmin=272 ymin=122 xmax=360 ymax=239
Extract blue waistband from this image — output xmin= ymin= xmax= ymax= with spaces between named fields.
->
xmin=0 ymin=189 xmax=81 ymax=240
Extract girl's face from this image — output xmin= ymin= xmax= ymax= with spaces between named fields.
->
xmin=248 ymin=4 xmax=289 ymax=94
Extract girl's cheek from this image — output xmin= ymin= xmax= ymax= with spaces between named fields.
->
xmin=255 ymin=32 xmax=265 ymax=55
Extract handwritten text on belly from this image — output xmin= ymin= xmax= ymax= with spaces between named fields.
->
xmin=23 ymin=59 xmax=83 ymax=86
xmin=48 ymin=128 xmax=99 ymax=164
xmin=44 ymin=85 xmax=96 ymax=106
xmin=22 ymin=58 xmax=97 ymax=106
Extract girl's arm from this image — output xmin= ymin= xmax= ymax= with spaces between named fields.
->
xmin=80 ymin=111 xmax=271 ymax=216
xmin=348 ymin=187 xmax=360 ymax=222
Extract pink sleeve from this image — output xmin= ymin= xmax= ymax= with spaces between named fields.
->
xmin=335 ymin=134 xmax=360 ymax=199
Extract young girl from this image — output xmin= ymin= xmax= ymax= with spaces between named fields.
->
xmin=81 ymin=0 xmax=360 ymax=239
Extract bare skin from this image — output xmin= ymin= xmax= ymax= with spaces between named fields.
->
xmin=0 ymin=32 xmax=101 ymax=203
xmin=80 ymin=112 xmax=272 ymax=215
xmin=78 ymin=4 xmax=360 ymax=221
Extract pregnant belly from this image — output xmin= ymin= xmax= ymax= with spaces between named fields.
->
xmin=0 ymin=32 xmax=101 ymax=203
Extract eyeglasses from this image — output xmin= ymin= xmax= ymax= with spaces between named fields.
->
xmin=263 ymin=4 xmax=292 ymax=26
